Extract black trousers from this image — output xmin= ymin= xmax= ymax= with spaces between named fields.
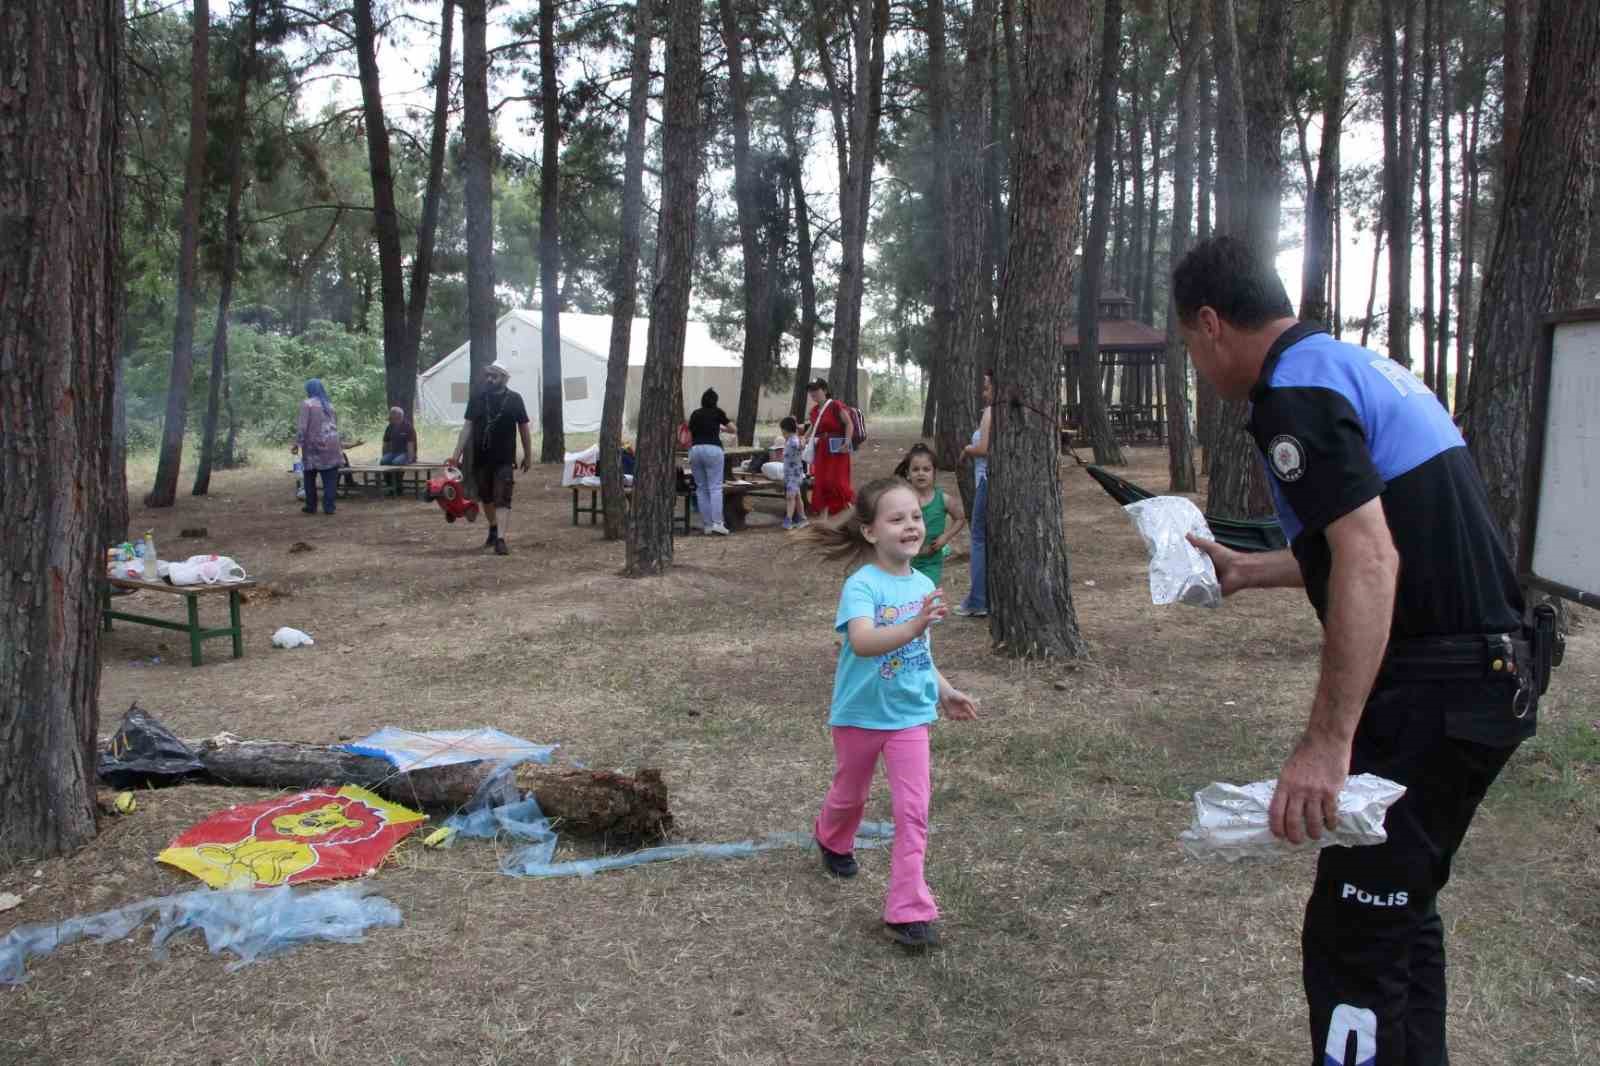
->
xmin=1304 ymin=679 xmax=1532 ymax=1066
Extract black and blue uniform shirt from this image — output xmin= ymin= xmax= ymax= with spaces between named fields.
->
xmin=1248 ymin=324 xmax=1523 ymax=640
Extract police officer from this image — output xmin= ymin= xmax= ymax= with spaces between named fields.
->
xmin=1172 ymin=236 xmax=1536 ymax=1066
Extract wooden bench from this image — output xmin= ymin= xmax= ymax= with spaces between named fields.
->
xmin=102 ymin=577 xmax=256 ymax=667
xmin=334 ymin=462 xmax=444 ymax=500
xmin=570 ymin=484 xmax=693 ymax=534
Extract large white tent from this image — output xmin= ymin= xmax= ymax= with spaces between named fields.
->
xmin=417 ymin=310 xmax=861 ymax=430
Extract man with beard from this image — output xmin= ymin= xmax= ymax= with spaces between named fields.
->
xmin=450 ymin=361 xmax=532 ymax=556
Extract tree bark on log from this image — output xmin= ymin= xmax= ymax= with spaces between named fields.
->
xmin=103 ymin=737 xmax=673 ymax=842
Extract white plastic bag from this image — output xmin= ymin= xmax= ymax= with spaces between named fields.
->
xmin=271 ymin=627 xmax=314 ymax=649
xmin=1178 ymin=773 xmax=1407 ymax=863
xmin=1123 ymin=496 xmax=1222 ymax=608
xmin=761 ymin=461 xmax=785 ymax=482
xmin=109 ymin=559 xmax=146 ymax=581
xmin=169 ymin=554 xmax=247 ymax=587
xmin=561 ymin=445 xmax=600 ymax=487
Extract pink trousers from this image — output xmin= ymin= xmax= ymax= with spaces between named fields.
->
xmin=814 ymin=724 xmax=938 ymax=924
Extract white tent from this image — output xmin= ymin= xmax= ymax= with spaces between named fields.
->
xmin=416 ymin=310 xmax=861 ymax=430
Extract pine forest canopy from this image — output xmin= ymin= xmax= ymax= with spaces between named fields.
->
xmin=119 ymin=0 xmax=1597 ymax=483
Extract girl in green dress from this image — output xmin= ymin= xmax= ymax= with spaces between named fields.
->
xmin=895 ymin=443 xmax=967 ymax=586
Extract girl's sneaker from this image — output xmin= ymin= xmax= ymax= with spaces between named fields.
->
xmin=782 ymin=518 xmax=794 ymax=530
xmin=816 ymin=839 xmax=857 ymax=878
xmin=884 ymin=921 xmax=941 ymax=950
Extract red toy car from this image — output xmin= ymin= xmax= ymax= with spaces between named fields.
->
xmin=426 ymin=465 xmax=480 ymax=524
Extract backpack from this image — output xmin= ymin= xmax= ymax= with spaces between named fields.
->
xmin=844 ymin=404 xmax=867 ymax=450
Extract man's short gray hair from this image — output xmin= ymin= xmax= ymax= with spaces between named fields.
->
xmin=389 ymin=406 xmax=405 ymax=417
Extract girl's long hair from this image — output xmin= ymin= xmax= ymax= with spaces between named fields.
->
xmin=802 ymin=477 xmax=915 ymax=566
xmin=893 ymin=442 xmax=937 ymax=480
xmin=304 ymin=378 xmax=333 ymax=415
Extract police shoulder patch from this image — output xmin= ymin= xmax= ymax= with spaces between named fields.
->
xmin=1268 ymin=434 xmax=1306 ymax=482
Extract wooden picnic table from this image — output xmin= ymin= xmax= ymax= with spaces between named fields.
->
xmin=335 ymin=461 xmax=446 ymax=499
xmin=570 ymin=473 xmax=804 ymax=533
xmin=675 ymin=446 xmax=772 ymax=482
xmin=103 ymin=576 xmax=257 ymax=667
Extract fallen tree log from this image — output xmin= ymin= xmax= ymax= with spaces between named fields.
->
xmin=101 ymin=735 xmax=672 ymax=842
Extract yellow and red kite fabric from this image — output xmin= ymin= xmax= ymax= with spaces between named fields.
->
xmin=159 ymin=786 xmax=426 ymax=889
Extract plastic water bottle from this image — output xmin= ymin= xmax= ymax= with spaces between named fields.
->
xmin=143 ymin=530 xmax=157 ymax=565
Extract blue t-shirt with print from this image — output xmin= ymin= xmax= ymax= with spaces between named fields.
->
xmin=830 ymin=564 xmax=939 ymax=730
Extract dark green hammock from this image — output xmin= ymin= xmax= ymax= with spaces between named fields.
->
xmin=1085 ymin=465 xmax=1288 ymax=554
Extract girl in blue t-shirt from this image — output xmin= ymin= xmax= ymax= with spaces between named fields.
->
xmin=806 ymin=477 xmax=979 ymax=950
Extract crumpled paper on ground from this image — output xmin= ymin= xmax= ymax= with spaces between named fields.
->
xmin=271 ymin=626 xmax=314 ymax=648
xmin=1123 ymin=496 xmax=1222 ymax=608
xmin=1179 ymin=773 xmax=1407 ymax=862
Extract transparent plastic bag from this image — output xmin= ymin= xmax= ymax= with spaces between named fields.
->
xmin=0 ymin=883 xmax=400 ymax=984
xmin=1178 ymin=772 xmax=1407 ymax=863
xmin=1123 ymin=496 xmax=1222 ymax=608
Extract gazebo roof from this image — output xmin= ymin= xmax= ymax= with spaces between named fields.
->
xmin=1062 ymin=317 xmax=1167 ymax=352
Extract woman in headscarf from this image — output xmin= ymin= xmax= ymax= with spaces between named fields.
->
xmin=803 ymin=378 xmax=854 ymax=516
xmin=294 ymin=378 xmax=343 ymax=515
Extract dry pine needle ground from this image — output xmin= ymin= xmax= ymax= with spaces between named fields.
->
xmin=2 ymin=425 xmax=1597 ymax=1066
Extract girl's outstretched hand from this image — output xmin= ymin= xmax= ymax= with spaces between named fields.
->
xmin=941 ymin=689 xmax=979 ymax=720
xmin=918 ymin=588 xmax=949 ymax=629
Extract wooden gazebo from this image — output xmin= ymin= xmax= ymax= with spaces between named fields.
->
xmin=1061 ymin=292 xmax=1168 ymax=444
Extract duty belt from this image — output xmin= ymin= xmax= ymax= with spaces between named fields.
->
xmin=1379 ymin=631 xmax=1539 ymax=719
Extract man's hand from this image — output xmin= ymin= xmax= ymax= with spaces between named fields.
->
xmin=1269 ymin=731 xmax=1350 ymax=844
xmin=519 ymin=454 xmax=532 ymax=474
xmin=1187 ymin=533 xmax=1247 ymax=596
xmin=941 ymin=688 xmax=979 ymax=720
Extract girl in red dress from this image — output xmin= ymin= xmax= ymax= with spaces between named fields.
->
xmin=804 ymin=379 xmax=855 ymax=516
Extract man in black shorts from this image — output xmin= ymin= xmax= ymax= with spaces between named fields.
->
xmin=1173 ymin=236 xmax=1536 ymax=1066
xmin=450 ymin=361 xmax=531 ymax=556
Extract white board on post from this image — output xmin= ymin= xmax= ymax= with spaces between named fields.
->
xmin=1520 ymin=307 xmax=1600 ymax=608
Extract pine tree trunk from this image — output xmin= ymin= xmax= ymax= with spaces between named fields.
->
xmin=944 ymin=0 xmax=996 ymax=513
xmin=1361 ymin=213 xmax=1385 ymax=348
xmin=146 ymin=0 xmax=208 ymax=508
xmin=600 ymin=0 xmax=653 ymax=542
xmin=194 ymin=0 xmax=258 ymax=498
xmin=1502 ymin=0 xmax=1530 ymax=187
xmin=1454 ymin=101 xmax=1480 ymax=413
xmin=1435 ymin=0 xmax=1453 ymax=406
xmin=925 ymin=0 xmax=961 ymax=469
xmin=1300 ymin=0 xmax=1355 ymax=326
xmin=720 ymin=0 xmax=771 ymax=446
xmin=1244 ymin=0 xmax=1290 ymax=264
xmin=987 ymin=0 xmax=1094 ymax=660
xmin=1075 ymin=0 xmax=1128 ymax=466
xmin=1197 ymin=52 xmax=1214 ymax=242
xmin=0 ymin=0 xmax=121 ymax=857
xmin=399 ymin=0 xmax=455 ymax=414
xmin=813 ymin=0 xmax=888 ymax=407
xmin=1165 ymin=0 xmax=1204 ymax=493
xmin=1142 ymin=93 xmax=1162 ymax=329
xmin=352 ymin=0 xmax=414 ymax=420
xmin=1209 ymin=0 xmax=1249 ymax=236
xmin=1418 ymin=0 xmax=1436 ymax=389
xmin=462 ymin=0 xmax=498 ymax=395
xmin=783 ymin=78 xmax=819 ymax=421
xmin=1379 ymin=0 xmax=1419 ymax=366
xmin=626 ymin=0 xmax=702 ymax=577
xmin=1464 ymin=0 xmax=1599 ymax=558
xmin=537 ymin=0 xmax=564 ymax=460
